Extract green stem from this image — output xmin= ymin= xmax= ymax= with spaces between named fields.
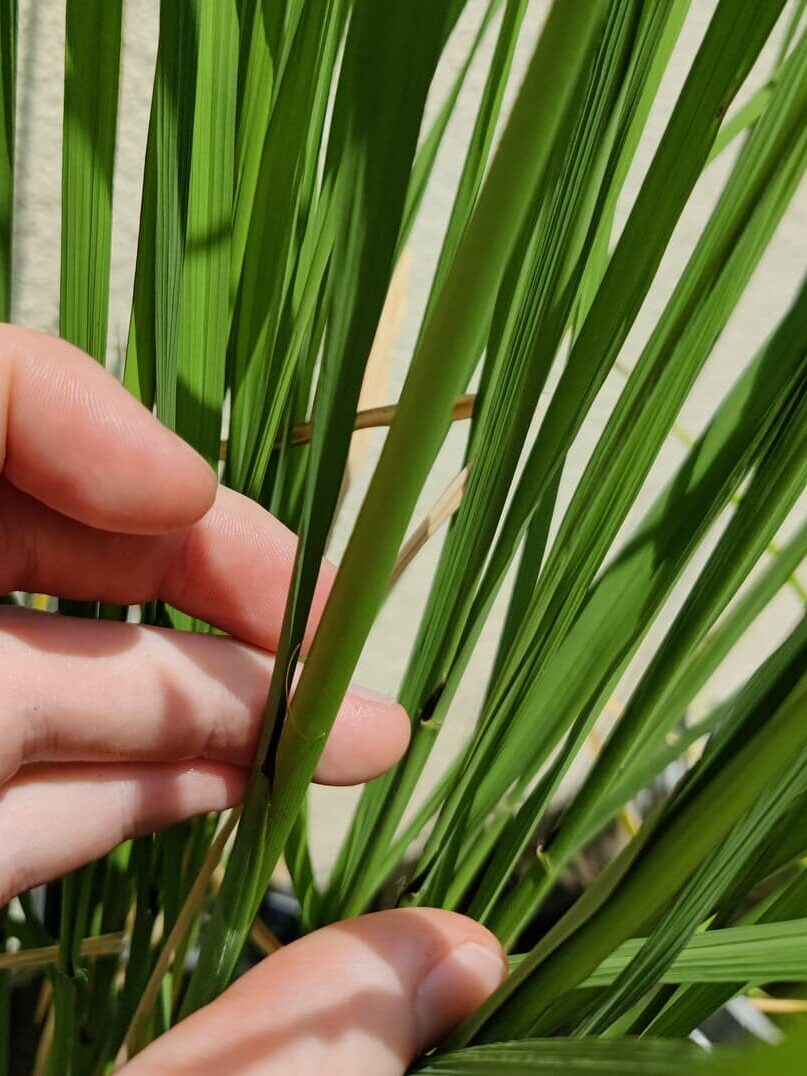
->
xmin=50 ymin=863 xmax=94 ymax=1074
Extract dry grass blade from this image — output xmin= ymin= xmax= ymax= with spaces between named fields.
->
xmin=389 ymin=466 xmax=471 ymax=590
xmin=219 ymin=394 xmax=476 ymax=458
xmin=309 ymin=395 xmax=476 ymax=449
xmin=347 ymin=250 xmax=411 ymax=484
xmin=249 ymin=918 xmax=283 ymax=957
xmin=33 ymin=1007 xmax=54 ymax=1076
xmin=0 ymin=932 xmax=124 ymax=972
xmin=749 ymin=997 xmax=807 ymax=1014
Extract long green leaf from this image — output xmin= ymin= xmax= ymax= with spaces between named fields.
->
xmin=573 ymin=0 xmax=692 ymax=328
xmin=576 ymin=919 xmax=807 ymax=988
xmin=418 ymin=0 xmax=530 ymax=303
xmin=415 ymin=1039 xmax=703 ymax=1075
xmin=398 ymin=0 xmax=506 ymax=254
xmin=55 ymin=4 xmax=122 ymax=1065
xmin=174 ymin=0 xmax=238 ymax=465
xmin=226 ymin=0 xmax=345 ymax=493
xmin=126 ymin=3 xmax=198 ymax=426
xmin=230 ymin=0 xmax=291 ymax=301
xmin=60 ymin=0 xmax=122 ymax=363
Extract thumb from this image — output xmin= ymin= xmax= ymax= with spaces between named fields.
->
xmin=125 ymin=908 xmax=506 ymax=1075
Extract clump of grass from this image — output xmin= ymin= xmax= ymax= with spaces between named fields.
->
xmin=2 ymin=0 xmax=807 ymax=1071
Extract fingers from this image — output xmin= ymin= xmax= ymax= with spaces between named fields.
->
xmin=0 ymin=762 xmax=244 ymax=906
xmin=0 ymin=326 xmax=339 ymax=652
xmin=0 ymin=483 xmax=334 ymax=651
xmin=125 ymin=909 xmax=507 ymax=1075
xmin=0 ymin=607 xmax=409 ymax=786
xmin=0 ymin=325 xmax=217 ymax=533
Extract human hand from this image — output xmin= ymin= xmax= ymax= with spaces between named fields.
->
xmin=128 ymin=908 xmax=506 ymax=1074
xmin=0 ymin=324 xmax=412 ymax=892
xmin=0 ymin=327 xmax=505 ymax=1072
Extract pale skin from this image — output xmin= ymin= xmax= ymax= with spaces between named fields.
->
xmin=0 ymin=326 xmax=506 ymax=1074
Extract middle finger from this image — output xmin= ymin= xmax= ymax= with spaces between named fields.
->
xmin=0 ymin=607 xmax=409 ymax=786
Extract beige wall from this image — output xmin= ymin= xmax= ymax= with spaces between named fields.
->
xmin=12 ymin=1 xmax=807 ymax=869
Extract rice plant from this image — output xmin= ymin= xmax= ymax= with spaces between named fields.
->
xmin=1 ymin=0 xmax=807 ymax=1071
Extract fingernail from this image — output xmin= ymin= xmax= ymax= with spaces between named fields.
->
xmin=415 ymin=942 xmax=506 ymax=1050
xmin=351 ymin=682 xmax=397 ymax=706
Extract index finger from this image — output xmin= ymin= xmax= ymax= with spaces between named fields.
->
xmin=0 ymin=481 xmax=333 ymax=653
xmin=0 ymin=324 xmax=217 ymax=533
